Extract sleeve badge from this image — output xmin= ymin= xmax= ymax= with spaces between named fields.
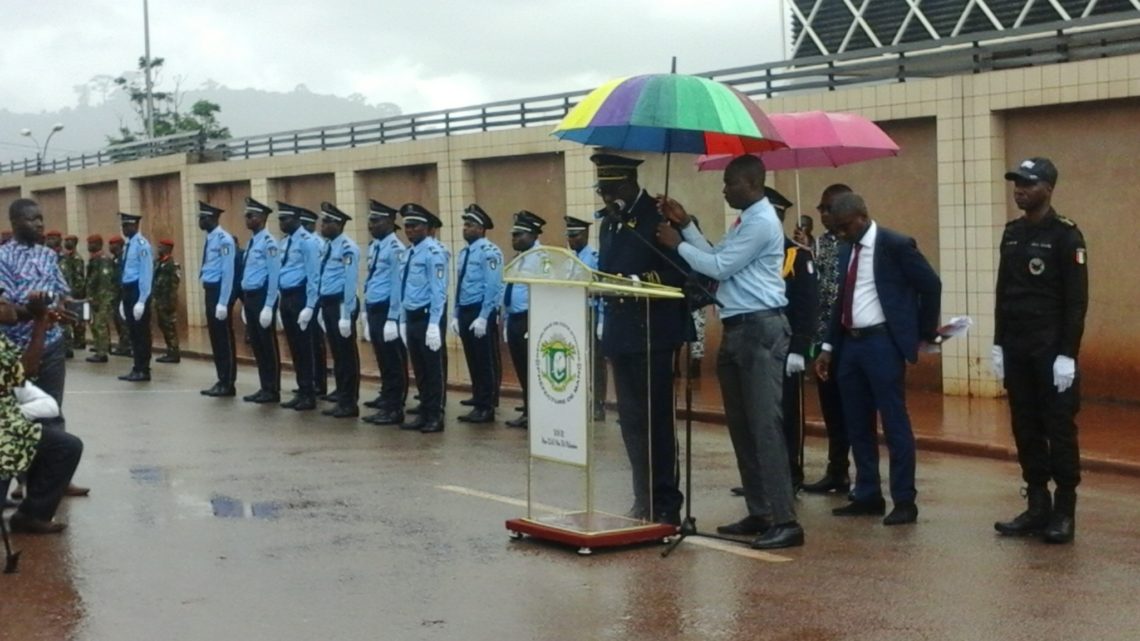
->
xmin=343 ymin=253 xmax=354 ymax=266
xmin=435 ymin=264 xmax=445 ymax=280
xmin=1075 ymin=248 xmax=1087 ymax=265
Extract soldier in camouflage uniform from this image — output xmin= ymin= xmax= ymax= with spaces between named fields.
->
xmin=60 ymin=234 xmax=88 ymax=354
xmin=153 ymin=239 xmax=182 ymax=363
xmin=85 ymin=234 xmax=117 ymax=363
xmin=108 ymin=234 xmax=132 ymax=357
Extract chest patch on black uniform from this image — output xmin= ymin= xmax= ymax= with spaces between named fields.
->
xmin=1028 ymin=257 xmax=1045 ymax=276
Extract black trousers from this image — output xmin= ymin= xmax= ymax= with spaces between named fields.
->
xmin=29 ymin=339 xmax=67 ymax=433
xmin=592 ymin=330 xmax=607 ymax=413
xmin=122 ymin=281 xmax=152 ymax=373
xmin=1005 ymin=347 xmax=1081 ymax=489
xmin=611 ymin=349 xmax=683 ymax=519
xmin=406 ymin=307 xmax=446 ymax=422
xmin=366 ymin=301 xmax=408 ymax=412
xmin=204 ymin=283 xmax=237 ymax=386
xmin=506 ymin=312 xmax=528 ymax=413
xmin=817 ymin=355 xmax=852 ymax=478
xmin=16 ymin=427 xmax=83 ymax=522
xmin=320 ymin=294 xmax=359 ymax=408
xmin=458 ymin=304 xmax=501 ymax=411
xmin=313 ymin=321 xmax=329 ymax=395
xmin=280 ymin=286 xmax=316 ymax=396
xmin=243 ymin=286 xmax=280 ymax=393
xmin=783 ymin=368 xmax=805 ymax=486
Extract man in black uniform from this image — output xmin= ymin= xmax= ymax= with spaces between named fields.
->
xmin=593 ymin=152 xmax=690 ymax=526
xmin=993 ymin=157 xmax=1088 ymax=544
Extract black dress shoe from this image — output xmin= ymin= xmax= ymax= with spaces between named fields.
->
xmin=505 ymin=415 xmax=528 ymax=429
xmin=280 ymin=396 xmax=302 ymax=409
xmin=155 ymin=353 xmax=181 ymax=363
xmin=85 ymin=354 xmax=109 ymax=363
xmin=593 ymin=408 xmax=606 ymax=421
xmin=420 ymin=420 xmax=445 ymax=433
xmin=319 ymin=391 xmax=342 ymax=403
xmin=362 ymin=398 xmax=383 ymax=410
xmin=802 ymin=474 xmax=852 ymax=495
xmin=458 ymin=408 xmax=494 ymax=424
xmin=118 ymin=370 xmax=151 ymax=382
xmin=716 ymin=515 xmax=772 ymax=536
xmin=750 ymin=522 xmax=804 ymax=550
xmin=514 ymin=405 xmax=526 ymax=412
xmin=363 ymin=410 xmax=404 ymax=425
xmin=406 ymin=405 xmax=423 ymax=415
xmin=625 ymin=506 xmax=650 ymax=521
xmin=832 ymin=497 xmax=887 ymax=516
xmin=459 ymin=398 xmax=477 ymax=407
xmin=883 ymin=502 xmax=919 ymax=526
xmin=9 ymin=511 xmax=67 ymax=534
xmin=215 ymin=386 xmax=237 ymax=397
xmin=656 ymin=512 xmax=681 ymax=527
xmin=730 ymin=486 xmax=745 ymax=496
xmin=399 ymin=417 xmax=427 ymax=431
xmin=243 ymin=390 xmax=281 ymax=404
xmin=292 ymin=396 xmax=317 ymax=411
xmin=329 ymin=405 xmax=359 ymax=418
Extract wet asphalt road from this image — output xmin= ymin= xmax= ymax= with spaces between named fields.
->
xmin=2 ymin=357 xmax=1139 ymax=641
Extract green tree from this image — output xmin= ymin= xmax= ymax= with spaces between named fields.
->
xmin=107 ymin=57 xmax=231 ymax=145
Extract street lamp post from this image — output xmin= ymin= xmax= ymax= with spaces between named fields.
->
xmin=18 ymin=123 xmax=65 ymax=174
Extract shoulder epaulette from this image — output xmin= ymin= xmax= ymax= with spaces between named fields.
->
xmin=1056 ymin=214 xmax=1077 ymax=227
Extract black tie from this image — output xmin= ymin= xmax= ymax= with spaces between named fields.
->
xmin=281 ymin=235 xmax=292 ymax=266
xmin=400 ymin=247 xmax=414 ymax=298
xmin=317 ymin=240 xmax=332 ymax=292
xmin=456 ymin=246 xmax=471 ymax=302
xmin=200 ymin=234 xmax=209 ymax=279
xmin=367 ymin=242 xmax=380 ymax=282
xmin=504 ymin=282 xmax=514 ymax=309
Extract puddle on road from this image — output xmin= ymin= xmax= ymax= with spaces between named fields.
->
xmin=129 ymin=465 xmax=165 ymax=483
xmin=209 ymin=494 xmax=285 ymax=520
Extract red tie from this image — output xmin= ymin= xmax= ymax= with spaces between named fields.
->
xmin=841 ymin=243 xmax=862 ymax=329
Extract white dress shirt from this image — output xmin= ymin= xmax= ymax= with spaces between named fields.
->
xmin=849 ymin=221 xmax=887 ymax=328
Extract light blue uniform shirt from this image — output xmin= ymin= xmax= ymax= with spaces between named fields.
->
xmin=398 ymin=238 xmax=448 ymax=324
xmin=278 ymin=227 xmax=321 ymax=310
xmin=318 ymin=233 xmax=360 ymax=318
xmin=676 ymin=198 xmax=787 ymax=318
xmin=365 ymin=232 xmax=406 ymax=305
xmin=503 ymin=240 xmax=541 ymax=315
xmin=121 ymin=232 xmax=154 ymax=304
xmin=241 ymin=229 xmax=282 ymax=307
xmin=455 ymin=237 xmax=504 ymax=320
xmin=200 ymin=225 xmax=236 ymax=304
xmin=576 ymin=244 xmax=602 ymax=315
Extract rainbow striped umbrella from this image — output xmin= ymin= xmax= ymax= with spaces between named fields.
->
xmin=553 ymin=74 xmax=785 ymax=155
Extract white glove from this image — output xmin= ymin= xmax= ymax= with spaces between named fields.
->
xmin=338 ymin=318 xmax=351 ymax=338
xmin=133 ymin=302 xmax=144 ymax=321
xmin=259 ymin=307 xmax=273 ymax=329
xmin=241 ymin=307 xmax=248 ymax=325
xmin=503 ymin=322 xmax=509 ymax=342
xmin=298 ymin=307 xmax=313 ymax=331
xmin=785 ymin=353 xmax=805 ymax=376
xmin=317 ymin=311 xmax=326 ymax=331
xmin=214 ymin=304 xmax=227 ymax=321
xmin=119 ymin=302 xmax=125 ymax=319
xmin=991 ymin=346 xmax=1004 ymax=380
xmin=383 ymin=320 xmax=399 ymax=343
xmin=471 ymin=317 xmax=488 ymax=338
xmin=361 ymin=315 xmax=370 ymax=342
xmin=277 ymin=313 xmax=285 ymax=330
xmin=524 ymin=331 xmax=529 ymax=340
xmin=1053 ymin=355 xmax=1076 ymax=393
xmin=596 ymin=321 xmax=604 ymax=341
xmin=399 ymin=322 xmax=408 ymax=347
xmin=449 ymin=316 xmax=460 ymax=335
xmin=426 ymin=324 xmax=442 ymax=352
xmin=630 ymin=274 xmax=641 ymax=284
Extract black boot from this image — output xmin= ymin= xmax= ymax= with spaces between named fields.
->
xmin=1043 ymin=488 xmax=1076 ymax=544
xmin=688 ymin=358 xmax=702 ymax=379
xmin=994 ymin=485 xmax=1051 ymax=537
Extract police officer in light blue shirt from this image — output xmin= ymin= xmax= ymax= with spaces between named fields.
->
xmin=565 ymin=215 xmax=607 ymax=421
xmin=239 ymin=197 xmax=282 ymax=404
xmin=502 ymin=210 xmax=545 ymax=429
xmin=316 ymin=201 xmax=361 ymax=418
xmin=361 ymin=199 xmax=409 ymax=426
xmin=198 ymin=201 xmax=238 ymax=396
xmin=452 ymin=203 xmax=503 ymax=424
xmin=275 ymin=201 xmax=322 ymax=411
xmin=117 ymin=211 xmax=154 ymax=382
xmin=298 ymin=207 xmax=329 ymax=397
xmin=395 ymin=203 xmax=448 ymax=433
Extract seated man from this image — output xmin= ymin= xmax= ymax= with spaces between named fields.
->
xmin=1 ymin=291 xmax=84 ymax=534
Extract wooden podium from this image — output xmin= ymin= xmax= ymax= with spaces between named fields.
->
xmin=502 ymin=247 xmax=684 ymax=555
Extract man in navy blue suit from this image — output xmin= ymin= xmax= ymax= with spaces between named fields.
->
xmin=814 ymin=193 xmax=942 ymax=526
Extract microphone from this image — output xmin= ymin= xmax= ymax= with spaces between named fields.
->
xmin=599 ymin=198 xmax=626 ymax=224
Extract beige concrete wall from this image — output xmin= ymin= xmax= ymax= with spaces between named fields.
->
xmin=5 ymin=52 xmax=1140 ymax=400
xmin=0 ymin=187 xmax=20 ymax=219
xmin=199 ymin=181 xmax=252 ymax=246
xmin=31 ymin=187 xmax=67 ymax=234
xmin=136 ymin=174 xmax=187 ymax=328
xmin=353 ymin=164 xmax=439 ymax=255
xmin=1003 ymin=99 xmax=1140 ymax=402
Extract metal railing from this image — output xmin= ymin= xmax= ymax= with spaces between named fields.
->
xmin=5 ymin=12 xmax=1140 ymax=176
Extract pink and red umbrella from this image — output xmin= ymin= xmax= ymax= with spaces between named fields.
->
xmin=695 ymin=110 xmax=899 ymax=171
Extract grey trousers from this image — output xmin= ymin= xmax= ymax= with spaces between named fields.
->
xmin=717 ymin=312 xmax=797 ymax=525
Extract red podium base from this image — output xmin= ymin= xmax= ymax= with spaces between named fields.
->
xmin=506 ymin=511 xmax=678 ymax=555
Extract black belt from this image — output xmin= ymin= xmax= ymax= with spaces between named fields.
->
xmin=844 ymin=323 xmax=888 ymax=339
xmin=509 ymin=311 xmax=529 ymax=319
xmin=405 ymin=306 xmax=430 ymax=321
xmin=280 ymin=284 xmax=307 ymax=294
xmin=721 ymin=309 xmax=781 ymax=327
xmin=459 ymin=303 xmax=482 ymax=312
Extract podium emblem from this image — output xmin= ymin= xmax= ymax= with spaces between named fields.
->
xmin=536 ymin=322 xmax=581 ymax=401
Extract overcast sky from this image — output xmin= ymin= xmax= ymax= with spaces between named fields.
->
xmin=5 ymin=0 xmax=788 ymax=115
